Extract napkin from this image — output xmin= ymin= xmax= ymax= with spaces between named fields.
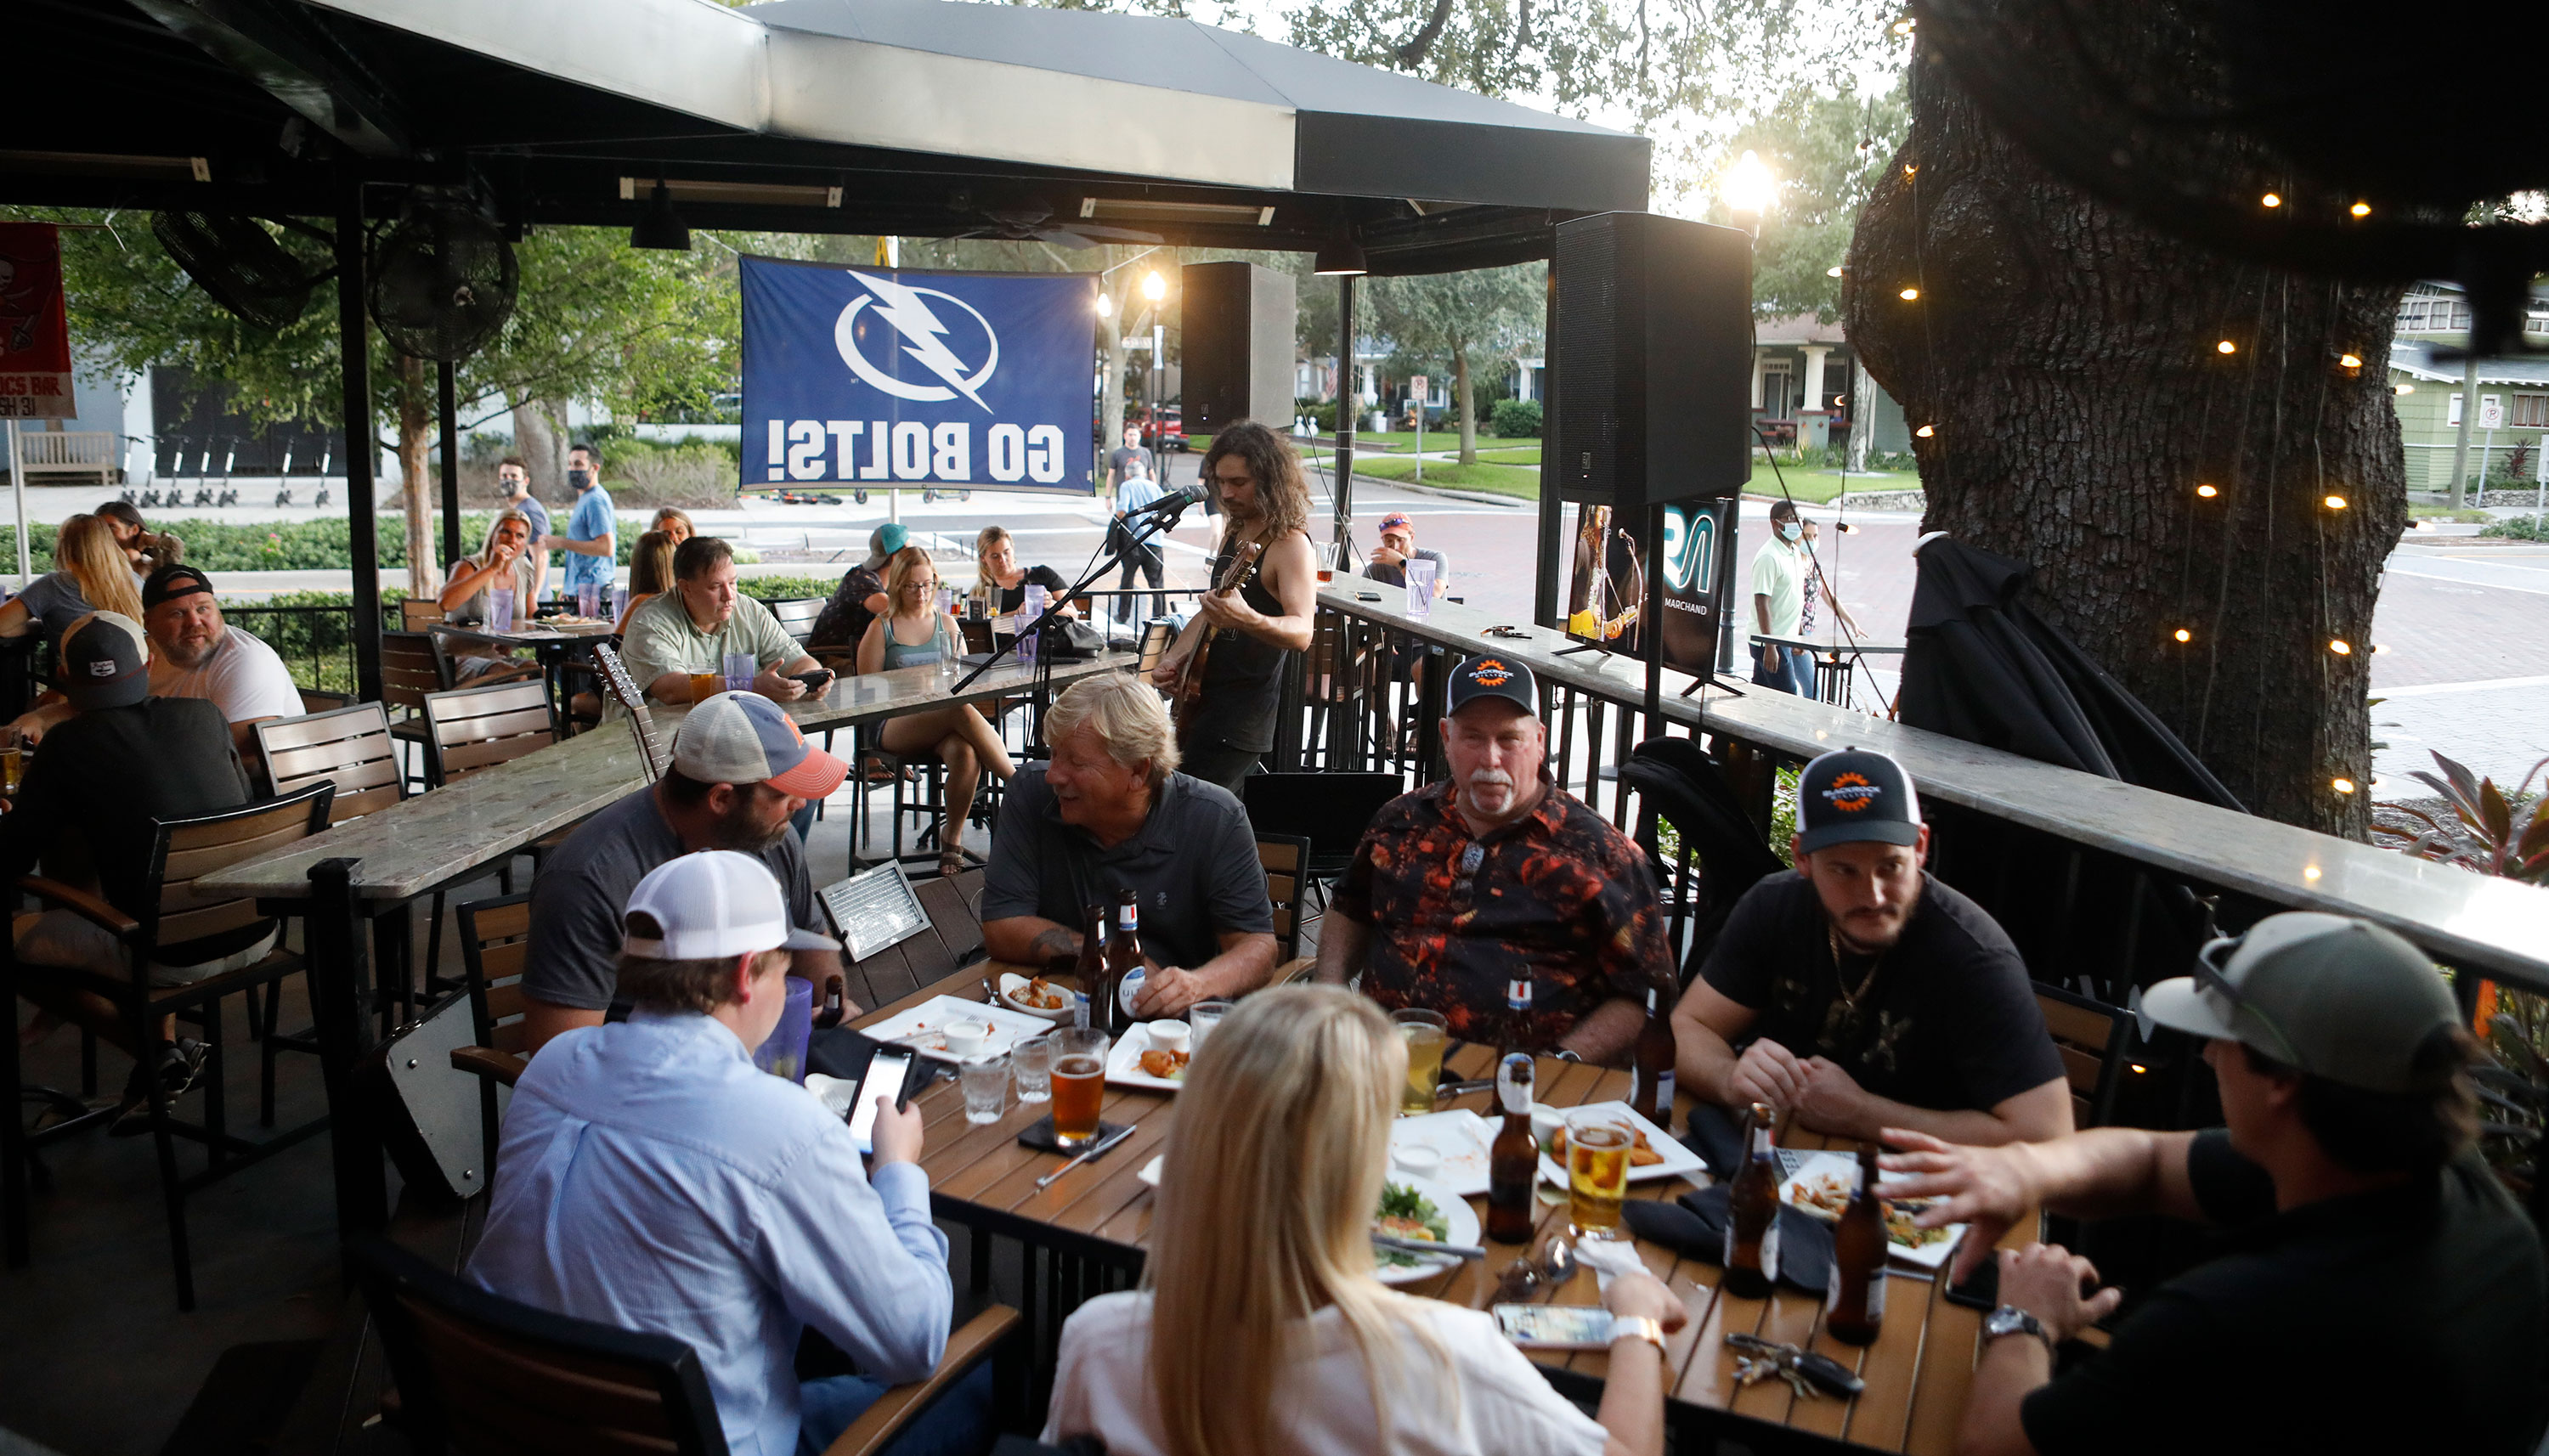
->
xmin=1619 ymin=1185 xmax=1833 ymax=1295
xmin=1678 ymin=1102 xmax=1745 ymax=1177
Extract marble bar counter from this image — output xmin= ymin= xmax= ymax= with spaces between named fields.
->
xmin=1318 ymin=582 xmax=2549 ymax=991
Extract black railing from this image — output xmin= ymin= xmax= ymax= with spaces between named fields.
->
xmin=220 ymin=602 xmax=399 ymax=696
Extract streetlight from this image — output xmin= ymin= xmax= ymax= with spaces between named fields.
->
xmin=1139 ymin=271 xmax=1172 ymax=458
xmin=1723 ymin=150 xmax=1778 ymax=229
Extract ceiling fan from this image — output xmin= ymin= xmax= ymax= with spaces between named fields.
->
xmin=947 ymin=200 xmax=1160 ymax=250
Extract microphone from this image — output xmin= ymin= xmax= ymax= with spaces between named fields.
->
xmin=1120 ymin=483 xmax=1207 ymax=521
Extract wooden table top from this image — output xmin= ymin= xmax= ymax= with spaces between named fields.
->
xmin=438 ymin=618 xmax=617 ymax=646
xmin=869 ymin=965 xmax=2016 ymax=1454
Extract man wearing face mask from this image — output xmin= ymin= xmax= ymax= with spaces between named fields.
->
xmin=1316 ymin=656 xmax=1667 ymax=1060
xmin=1749 ymin=498 xmax=1814 ymax=695
xmin=542 ymin=441 xmax=616 ymax=606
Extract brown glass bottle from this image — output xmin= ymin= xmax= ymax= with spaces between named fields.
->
xmin=1075 ymin=903 xmax=1108 ymax=1032
xmin=1486 ymin=1053 xmax=1539 ymax=1244
xmin=1722 ymin=1101 xmax=1782 ymax=1299
xmin=1630 ymin=984 xmax=1678 ymax=1132
xmin=1824 ymin=1146 xmax=1887 ymax=1345
xmin=1099 ymin=889 xmax=1142 ymax=1036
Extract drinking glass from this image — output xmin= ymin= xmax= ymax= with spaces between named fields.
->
xmin=960 ymin=1054 xmax=1009 ymax=1126
xmin=1048 ymin=1028 xmax=1110 ymax=1145
xmin=687 ymin=671 xmax=723 ymax=703
xmin=1012 ymin=1034 xmax=1054 ymax=1103
xmin=750 ymin=977 xmax=814 ymax=1083
xmin=1404 ymin=560 xmax=1438 ymax=621
xmin=1187 ymin=999 xmax=1234 ymax=1054
xmin=577 ymin=584 xmax=601 ymax=619
xmin=611 ymin=586 xmax=630 ymax=622
xmin=723 ymin=651 xmax=755 ymax=692
xmin=1392 ymin=1007 xmax=1449 ymax=1116
xmin=1565 ymin=1107 xmax=1634 ymax=1240
xmin=489 ymin=587 xmax=516 ymax=633
xmin=0 ymin=726 xmax=22 ymax=796
xmin=1313 ymin=542 xmax=1339 ymax=584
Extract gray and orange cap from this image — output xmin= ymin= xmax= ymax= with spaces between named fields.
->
xmin=2143 ymin=911 xmax=2457 ymax=1094
xmin=670 ymin=691 xmax=849 ymax=799
xmin=1449 ymin=654 xmax=1536 ymax=715
xmin=1796 ymin=748 xmax=1921 ymax=853
xmin=60 ymin=612 xmax=150 ymax=710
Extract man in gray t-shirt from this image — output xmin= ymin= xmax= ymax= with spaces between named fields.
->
xmin=519 ymin=692 xmax=851 ymax=1053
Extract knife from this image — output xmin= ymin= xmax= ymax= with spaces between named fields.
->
xmin=1434 ymin=1078 xmax=1495 ymax=1099
xmin=1036 ymin=1123 xmax=1137 ymax=1189
xmin=1371 ymin=1233 xmax=1488 ymax=1261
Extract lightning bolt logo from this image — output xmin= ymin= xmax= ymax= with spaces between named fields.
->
xmin=834 ymin=270 xmax=1001 ymax=411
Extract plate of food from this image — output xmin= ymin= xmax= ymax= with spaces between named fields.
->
xmin=996 ymin=972 xmax=1077 ymax=1023
xmin=1534 ymin=1102 xmax=1707 ymax=1187
xmin=857 ymin=995 xmax=1054 ymax=1065
xmin=1372 ymin=1173 xmax=1478 ymax=1284
xmin=1777 ymin=1152 xmax=1968 ymax=1268
xmin=1104 ymin=1020 xmax=1193 ymax=1090
xmin=1389 ymin=1110 xmax=1495 ymax=1198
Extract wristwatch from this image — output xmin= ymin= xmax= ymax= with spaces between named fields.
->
xmin=1609 ymin=1316 xmax=1668 ymax=1353
xmin=1982 ymin=1305 xmax=2056 ymax=1356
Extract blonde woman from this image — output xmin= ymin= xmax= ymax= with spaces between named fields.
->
xmin=973 ymin=524 xmax=1077 ymax=624
xmin=433 ymin=510 xmax=547 ymax=682
xmin=0 ymin=514 xmax=148 ymax=655
xmin=856 ymin=545 xmax=1015 ymax=878
xmin=650 ymin=506 xmax=694 ymax=547
xmin=1043 ymin=987 xmax=1680 ymax=1456
xmin=615 ymin=528 xmax=677 ymax=635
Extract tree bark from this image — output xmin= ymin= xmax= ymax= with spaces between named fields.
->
xmin=394 ymin=353 xmax=438 ymax=598
xmin=1454 ymin=345 xmax=1478 ymax=466
xmin=510 ymin=392 xmax=568 ymax=497
xmin=1845 ymin=42 xmax=2405 ymax=838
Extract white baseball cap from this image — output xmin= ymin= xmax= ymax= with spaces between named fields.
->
xmin=620 ymin=850 xmax=839 ymax=960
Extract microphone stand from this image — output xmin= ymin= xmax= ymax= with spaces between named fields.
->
xmin=951 ymin=495 xmax=1197 ymax=721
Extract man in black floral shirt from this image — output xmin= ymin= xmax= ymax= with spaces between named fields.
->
xmin=1317 ymin=656 xmax=1666 ymax=1058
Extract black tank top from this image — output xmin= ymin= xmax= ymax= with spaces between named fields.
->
xmin=1185 ymin=533 xmax=1296 ymax=753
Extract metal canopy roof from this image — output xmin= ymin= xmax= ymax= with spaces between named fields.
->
xmin=8 ymin=0 xmax=1650 ymax=272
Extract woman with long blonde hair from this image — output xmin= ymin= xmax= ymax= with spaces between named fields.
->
xmin=856 ymin=545 xmax=1015 ymax=878
xmin=1043 ymin=986 xmax=1677 ymax=1456
xmin=0 ymin=514 xmax=148 ymax=653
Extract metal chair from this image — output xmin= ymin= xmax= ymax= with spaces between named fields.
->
xmin=2034 ymin=982 xmax=2131 ymax=1131
xmin=382 ymin=629 xmax=453 ymax=794
xmin=1255 ymin=832 xmax=1314 ymax=968
xmin=449 ymin=894 xmax=534 ymax=1182
xmin=766 ymin=596 xmax=824 ymax=644
xmin=420 ymin=679 xmax=557 ymax=790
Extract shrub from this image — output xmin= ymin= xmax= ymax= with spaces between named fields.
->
xmin=738 ymin=575 xmax=845 ymax=601
xmin=2481 ymin=516 xmax=2548 ymax=541
xmin=1297 ymin=399 xmax=1338 ymax=432
xmin=1490 ymin=398 xmax=1544 ymax=438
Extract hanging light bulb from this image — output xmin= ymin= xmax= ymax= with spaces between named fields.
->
xmin=1899 ymin=286 xmax=1920 ymax=301
xmin=2338 ymin=353 xmax=2362 ymax=369
xmin=2261 ymin=192 xmax=2282 ymax=208
xmin=2217 ymin=340 xmax=2238 ymax=355
xmin=1903 ymin=163 xmax=1918 ymax=176
xmin=2196 ymin=483 xmax=2218 ymax=498
xmin=2329 ymin=639 xmax=2352 ymax=654
xmin=2373 ymin=642 xmax=2391 ymax=654
xmin=2324 ymin=494 xmax=2348 ymax=510
xmin=1914 ymin=424 xmax=1936 ymax=437
xmin=1094 ymin=293 xmax=1115 ymax=318
xmin=2173 ymin=628 xmax=2192 ymax=643
xmin=2350 ymin=201 xmax=2371 ymax=217
xmin=2395 ymin=384 xmax=2416 ymax=395
xmin=1828 ymin=264 xmax=1845 ymax=278
xmin=2332 ymin=777 xmax=2358 ymax=794
xmin=1891 ymin=16 xmax=1915 ymax=34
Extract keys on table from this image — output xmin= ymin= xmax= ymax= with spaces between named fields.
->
xmin=1725 ymin=1331 xmax=1865 ymax=1399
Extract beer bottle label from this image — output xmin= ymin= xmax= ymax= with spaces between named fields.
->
xmin=1495 ymin=1052 xmax=1534 ymax=1115
xmin=1506 ymin=978 xmax=1532 ymax=1012
xmin=1654 ymin=1069 xmax=1675 ymax=1109
xmin=1761 ymin=1220 xmax=1782 ymax=1284
xmin=1826 ymin=1260 xmax=1886 ymax=1318
xmin=1119 ymin=902 xmax=1138 ymax=932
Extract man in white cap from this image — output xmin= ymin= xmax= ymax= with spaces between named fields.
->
xmin=469 ymin=851 xmax=986 ymax=1456
xmin=1882 ymin=911 xmax=2544 ymax=1456
xmin=520 ymin=691 xmax=850 ymax=1053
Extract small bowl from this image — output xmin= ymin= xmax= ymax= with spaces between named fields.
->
xmin=1390 ymin=1143 xmax=1444 ymax=1180
xmin=997 ymin=973 xmax=1077 ymax=1023
xmin=1529 ymin=1103 xmax=1567 ymax=1153
xmin=1148 ymin=1021 xmax=1190 ymax=1056
xmin=942 ymin=1019 xmax=995 ymax=1058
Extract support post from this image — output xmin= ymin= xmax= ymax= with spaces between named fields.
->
xmin=1534 ymin=261 xmax=1563 ymax=629
xmin=1332 ymin=274 xmax=1358 ymax=554
xmin=6 ymin=419 xmax=26 ymax=585
xmin=336 ymin=172 xmax=385 ymax=703
xmin=437 ymin=358 xmax=462 ymax=569
xmin=307 ymin=858 xmax=388 ymax=1242
xmin=2449 ymin=348 xmax=2481 ymax=511
xmin=1644 ymin=500 xmax=1665 ymax=731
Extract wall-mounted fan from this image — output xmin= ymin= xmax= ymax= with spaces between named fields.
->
xmin=151 ymin=211 xmax=327 ymax=331
xmin=367 ymin=194 xmax=518 ymax=362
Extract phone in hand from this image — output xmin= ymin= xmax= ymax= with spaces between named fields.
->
xmin=787 ymin=669 xmax=835 ymax=695
xmin=1495 ymin=1305 xmax=1617 ymax=1349
xmin=847 ymin=1049 xmax=914 ymax=1154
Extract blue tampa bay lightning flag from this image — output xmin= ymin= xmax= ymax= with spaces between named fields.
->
xmin=741 ymin=257 xmax=1097 ymax=493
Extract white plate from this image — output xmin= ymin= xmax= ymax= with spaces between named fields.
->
xmin=1534 ymin=1102 xmax=1707 ymax=1188
xmin=1137 ymin=1154 xmax=1164 ymax=1188
xmin=995 ymin=972 xmax=1077 ymax=1023
xmin=1104 ymin=1022 xmax=1190 ymax=1091
xmin=805 ymin=1072 xmax=856 ymax=1117
xmin=1391 ymin=1110 xmax=1495 ymax=1198
xmin=1373 ymin=1172 xmax=1480 ymax=1285
xmin=859 ymin=995 xmax=1055 ymax=1064
xmin=1777 ymin=1151 xmax=1970 ymax=1269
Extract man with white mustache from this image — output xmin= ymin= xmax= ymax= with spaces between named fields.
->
xmin=1317 ymin=656 xmax=1665 ymax=1060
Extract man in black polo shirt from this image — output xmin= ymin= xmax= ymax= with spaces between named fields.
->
xmin=1885 ymin=912 xmax=2545 ymax=1456
xmin=981 ymin=673 xmax=1274 ymax=1017
xmin=1673 ymin=748 xmax=2071 ymax=1145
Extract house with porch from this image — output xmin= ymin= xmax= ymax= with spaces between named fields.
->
xmin=1753 ymin=313 xmax=1913 ymax=464
xmin=2386 ymin=279 xmax=2549 ymax=492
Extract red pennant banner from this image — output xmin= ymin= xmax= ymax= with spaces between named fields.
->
xmin=0 ymin=222 xmax=75 ymax=420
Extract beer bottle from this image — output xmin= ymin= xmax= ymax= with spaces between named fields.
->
xmin=1630 ymin=983 xmax=1678 ymax=1132
xmin=1101 ymin=889 xmax=1143 ymax=1036
xmin=1486 ymin=1053 xmax=1539 ymax=1244
xmin=1723 ymin=1101 xmax=1782 ymax=1298
xmin=1825 ymin=1146 xmax=1887 ymax=1346
xmin=1075 ymin=904 xmax=1107 ymax=1032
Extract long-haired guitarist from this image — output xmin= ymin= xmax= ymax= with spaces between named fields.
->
xmin=1149 ymin=421 xmax=1318 ymax=794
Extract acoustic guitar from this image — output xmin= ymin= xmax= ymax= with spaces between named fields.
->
xmin=1170 ymin=539 xmax=1268 ymax=751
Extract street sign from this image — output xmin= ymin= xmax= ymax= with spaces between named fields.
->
xmin=2479 ymin=394 xmax=2506 ymax=430
xmin=1408 ymin=375 xmax=1427 ymax=402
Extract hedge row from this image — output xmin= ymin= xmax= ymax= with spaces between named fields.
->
xmin=0 ymin=516 xmax=668 ymax=574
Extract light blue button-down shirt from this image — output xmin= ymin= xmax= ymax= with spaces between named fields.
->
xmin=466 ymin=1010 xmax=951 ymax=1456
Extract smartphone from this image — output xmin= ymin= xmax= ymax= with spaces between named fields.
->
xmin=1494 ymin=1305 xmax=1617 ymax=1350
xmin=788 ymin=669 xmax=835 ymax=694
xmin=1944 ymin=1255 xmax=1998 ymax=1312
xmin=1354 ymin=591 xmax=1382 ymax=602
xmin=847 ymin=1049 xmax=913 ymax=1154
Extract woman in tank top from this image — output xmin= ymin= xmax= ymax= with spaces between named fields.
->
xmin=857 ymin=546 xmax=1017 ymax=877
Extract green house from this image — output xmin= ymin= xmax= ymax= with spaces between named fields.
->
xmin=2388 ymin=281 xmax=2549 ymax=491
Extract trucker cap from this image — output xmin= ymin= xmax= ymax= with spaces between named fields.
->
xmin=1448 ymin=654 xmax=1536 ymax=717
xmin=1795 ymin=748 xmax=1923 ymax=854
xmin=620 ymin=850 xmax=839 ymax=961
xmin=59 ymin=612 xmax=150 ymax=710
xmin=670 ymin=691 xmax=849 ymax=799
xmin=2143 ymin=911 xmax=2458 ymax=1094
xmin=875 ymin=522 xmax=909 ymax=556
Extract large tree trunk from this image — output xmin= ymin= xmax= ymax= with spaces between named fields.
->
xmin=510 ymin=392 xmax=568 ymax=497
xmin=1845 ymin=40 xmax=2406 ymax=838
xmin=394 ymin=353 xmax=438 ymax=598
xmin=1454 ymin=346 xmax=1478 ymax=466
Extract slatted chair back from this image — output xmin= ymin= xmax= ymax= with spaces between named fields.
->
xmin=2035 ymin=982 xmax=2130 ymax=1130
xmin=257 ymin=703 xmax=404 ymax=822
xmin=1256 ymin=832 xmax=1313 ymax=964
xmin=421 ymin=679 xmax=556 ymax=789
xmin=590 ymin=641 xmax=667 ymax=779
xmin=297 ymin=687 xmax=353 ymax=715
xmin=401 ymin=599 xmax=449 ymax=629
xmin=766 ymin=596 xmax=823 ymax=644
xmin=459 ymin=895 xmax=534 ymax=1064
xmin=144 ymin=784 xmax=335 ymax=955
xmin=958 ymin=615 xmax=994 ymax=659
xmin=381 ymin=630 xmax=448 ymax=714
xmin=351 ymin=1237 xmax=732 ymax=1456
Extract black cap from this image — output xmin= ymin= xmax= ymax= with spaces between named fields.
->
xmin=1448 ymin=654 xmax=1536 ymax=716
xmin=142 ymin=563 xmax=215 ymax=610
xmin=59 ymin=612 xmax=150 ymax=710
xmin=1795 ymin=747 xmax=1922 ymax=854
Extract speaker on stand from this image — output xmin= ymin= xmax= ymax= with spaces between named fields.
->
xmin=1181 ymin=261 xmax=1298 ymax=437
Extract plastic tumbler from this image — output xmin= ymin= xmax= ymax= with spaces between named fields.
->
xmin=751 ymin=977 xmax=815 ymax=1083
xmin=723 ymin=652 xmax=755 ymax=692
xmin=1012 ymin=1034 xmax=1054 ymax=1103
xmin=960 ymin=1053 xmax=1009 ymax=1125
xmin=611 ymin=586 xmax=630 ymax=622
xmin=489 ymin=587 xmax=516 ymax=633
xmin=577 ymin=584 xmax=601 ymax=619
xmin=1405 ymin=560 xmax=1438 ymax=621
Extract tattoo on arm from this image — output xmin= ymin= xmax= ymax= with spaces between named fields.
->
xmin=1030 ymin=926 xmax=1081 ymax=964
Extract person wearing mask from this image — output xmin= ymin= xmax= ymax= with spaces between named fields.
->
xmin=621 ymin=536 xmax=828 ymax=707
xmin=1043 ymin=985 xmax=1679 ymax=1456
xmin=973 ymin=525 xmax=1077 ymax=631
xmin=1749 ymin=498 xmax=1813 ymax=695
xmin=1317 ymin=656 xmax=1662 ymax=1059
xmin=0 ymin=513 xmax=146 ymax=659
xmin=1107 ymin=454 xmax=1168 ymax=625
xmin=495 ymin=458 xmax=553 ymax=599
xmin=437 ymin=510 xmax=545 ymax=683
xmin=138 ymin=566 xmax=303 ymax=756
xmin=981 ymin=672 xmax=1274 ymax=1015
xmin=541 ymin=441 xmax=616 ymax=606
xmin=470 ymin=850 xmax=984 ymax=1456
xmin=856 ymin=546 xmax=1015 ymax=878
xmin=1671 ymin=748 xmax=2072 ymax=1147
xmin=810 ymin=522 xmax=903 ymax=657
xmin=1890 ymin=912 xmax=2544 ymax=1456
xmin=650 ymin=506 xmax=695 ymax=547
xmin=516 ymin=692 xmax=850 ymax=1053
xmin=1360 ymin=511 xmax=1448 ymax=598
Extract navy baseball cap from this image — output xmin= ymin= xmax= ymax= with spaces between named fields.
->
xmin=1448 ymin=654 xmax=1535 ymax=716
xmin=1795 ymin=748 xmax=1922 ymax=854
xmin=60 ymin=612 xmax=150 ymax=710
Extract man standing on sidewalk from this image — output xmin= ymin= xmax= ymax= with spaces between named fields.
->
xmin=498 ymin=457 xmax=553 ymax=599
xmin=544 ymin=441 xmax=615 ymax=607
xmin=1749 ymin=499 xmax=1812 ymax=696
xmin=1110 ymin=454 xmax=1167 ymax=624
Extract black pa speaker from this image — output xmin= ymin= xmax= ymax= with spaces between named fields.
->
xmin=1551 ymin=213 xmax=1754 ymax=510
xmin=1181 ymin=261 xmax=1297 ymax=435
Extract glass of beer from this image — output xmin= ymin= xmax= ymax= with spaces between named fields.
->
xmin=1565 ymin=1106 xmax=1634 ymax=1239
xmin=1049 ymin=1027 xmax=1110 ymax=1146
xmin=0 ymin=726 xmax=21 ymax=796
xmin=687 ymin=671 xmax=723 ymax=703
xmin=1314 ymin=542 xmax=1339 ymax=584
xmin=1391 ymin=1008 xmax=1449 ymax=1116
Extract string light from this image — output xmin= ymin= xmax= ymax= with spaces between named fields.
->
xmin=1899 ymin=286 xmax=1920 ymax=301
xmin=2173 ymin=628 xmax=2192 ymax=642
xmin=1094 ymin=293 xmax=1115 ymax=318
xmin=2303 ymin=866 xmax=2322 ymax=882
xmin=1828 ymin=265 xmax=1845 ymax=277
xmin=2261 ymin=193 xmax=2282 ymax=208
xmin=2128 ymin=1063 xmax=2151 ymax=1075
xmin=1904 ymin=164 xmax=1918 ymax=176
xmin=2329 ymin=639 xmax=2352 ymax=655
xmin=2196 ymin=483 xmax=2218 ymax=498
xmin=2324 ymin=494 xmax=2348 ymax=510
xmin=2332 ymin=777 xmax=2357 ymax=794
xmin=2394 ymin=384 xmax=2415 ymax=395
xmin=2216 ymin=340 xmax=2238 ymax=354
xmin=2373 ymin=642 xmax=2391 ymax=654
xmin=1914 ymin=424 xmax=1936 ymax=437
xmin=2349 ymin=201 xmax=2371 ymax=217
xmin=2338 ymin=353 xmax=2362 ymax=369
xmin=1891 ymin=17 xmax=1915 ymax=34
